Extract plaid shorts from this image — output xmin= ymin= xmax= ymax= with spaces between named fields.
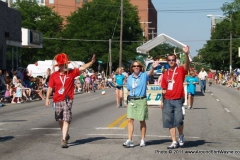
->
xmin=54 ymin=100 xmax=73 ymax=123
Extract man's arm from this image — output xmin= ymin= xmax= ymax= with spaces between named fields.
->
xmin=79 ymin=54 xmax=96 ymax=71
xmin=45 ymin=87 xmax=53 ymax=107
xmin=182 ymin=46 xmax=190 ymax=71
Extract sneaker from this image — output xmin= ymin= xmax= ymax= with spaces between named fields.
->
xmin=140 ymin=139 xmax=146 ymax=147
xmin=178 ymin=134 xmax=185 ymax=147
xmin=123 ymin=139 xmax=134 ymax=148
xmin=61 ymin=140 xmax=68 ymax=148
xmin=187 ymin=106 xmax=191 ymax=110
xmin=167 ymin=142 xmax=178 ymax=149
xmin=65 ymin=134 xmax=70 ymax=142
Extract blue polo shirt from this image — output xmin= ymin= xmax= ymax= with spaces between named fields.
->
xmin=127 ymin=72 xmax=149 ymax=97
xmin=185 ymin=76 xmax=199 ymax=94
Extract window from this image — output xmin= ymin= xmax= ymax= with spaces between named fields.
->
xmin=76 ymin=0 xmax=80 ymax=4
xmin=83 ymin=0 xmax=88 ymax=3
xmin=49 ymin=0 xmax=54 ymax=4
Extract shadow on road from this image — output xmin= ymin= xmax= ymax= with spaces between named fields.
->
xmin=1 ymin=120 xmax=27 ymax=122
xmin=191 ymin=108 xmax=207 ymax=109
xmin=147 ymin=139 xmax=213 ymax=148
xmin=146 ymin=139 xmax=172 ymax=146
xmin=195 ymin=91 xmax=205 ymax=96
xmin=182 ymin=140 xmax=213 ymax=148
xmin=0 ymin=136 xmax=14 ymax=142
xmin=69 ymin=137 xmax=107 ymax=146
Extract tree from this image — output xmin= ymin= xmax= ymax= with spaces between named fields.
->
xmin=61 ymin=0 xmax=142 ymax=70
xmin=198 ymin=0 xmax=240 ymax=71
xmin=12 ymin=0 xmax=63 ymax=67
xmin=149 ymin=43 xmax=182 ymax=58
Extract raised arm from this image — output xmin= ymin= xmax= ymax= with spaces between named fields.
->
xmin=148 ymin=61 xmax=160 ymax=77
xmin=182 ymin=46 xmax=190 ymax=71
xmin=79 ymin=54 xmax=96 ymax=71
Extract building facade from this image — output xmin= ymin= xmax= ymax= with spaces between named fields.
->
xmin=0 ymin=1 xmax=22 ymax=70
xmin=44 ymin=0 xmax=157 ymax=40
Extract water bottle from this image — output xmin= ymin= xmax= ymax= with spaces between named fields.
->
xmin=182 ymin=106 xmax=185 ymax=115
xmin=52 ymin=103 xmax=55 ymax=110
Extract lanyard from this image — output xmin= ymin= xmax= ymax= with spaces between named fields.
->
xmin=59 ymin=75 xmax=66 ymax=87
xmin=167 ymin=67 xmax=177 ymax=81
xmin=131 ymin=76 xmax=139 ymax=96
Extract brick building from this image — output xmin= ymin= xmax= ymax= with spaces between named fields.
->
xmin=44 ymin=0 xmax=157 ymax=40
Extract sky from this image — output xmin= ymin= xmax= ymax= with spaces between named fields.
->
xmin=151 ymin=0 xmax=233 ymax=57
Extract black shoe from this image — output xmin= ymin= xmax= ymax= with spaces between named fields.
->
xmin=65 ymin=134 xmax=70 ymax=142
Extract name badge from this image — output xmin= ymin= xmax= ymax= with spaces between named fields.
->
xmin=58 ymin=87 xmax=65 ymax=94
xmin=168 ymin=82 xmax=173 ymax=90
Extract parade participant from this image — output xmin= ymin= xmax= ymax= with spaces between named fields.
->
xmin=160 ymin=46 xmax=190 ymax=149
xmin=207 ymin=69 xmax=213 ymax=86
xmin=45 ymin=53 xmax=95 ymax=148
xmin=113 ymin=67 xmax=125 ymax=108
xmin=198 ymin=68 xmax=208 ymax=93
xmin=185 ymin=70 xmax=199 ymax=109
xmin=123 ymin=60 xmax=159 ymax=148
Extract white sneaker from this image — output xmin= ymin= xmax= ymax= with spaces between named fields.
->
xmin=123 ymin=139 xmax=134 ymax=148
xmin=140 ymin=139 xmax=146 ymax=147
xmin=178 ymin=134 xmax=185 ymax=147
xmin=167 ymin=141 xmax=178 ymax=149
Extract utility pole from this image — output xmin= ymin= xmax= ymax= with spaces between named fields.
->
xmin=230 ymin=14 xmax=232 ymax=73
xmin=119 ymin=0 xmax=123 ymax=67
xmin=148 ymin=27 xmax=155 ymax=39
xmin=140 ymin=21 xmax=152 ymax=44
xmin=109 ymin=39 xmax=112 ymax=76
xmin=8 ymin=0 xmax=11 ymax=7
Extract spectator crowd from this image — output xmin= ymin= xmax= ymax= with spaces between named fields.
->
xmin=0 ymin=67 xmax=126 ymax=106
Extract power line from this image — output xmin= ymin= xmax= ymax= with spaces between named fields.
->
xmin=43 ymin=37 xmax=240 ymax=43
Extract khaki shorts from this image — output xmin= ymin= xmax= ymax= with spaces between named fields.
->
xmin=54 ymin=100 xmax=73 ymax=123
xmin=127 ymin=98 xmax=148 ymax=121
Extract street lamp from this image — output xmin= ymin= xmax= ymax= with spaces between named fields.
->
xmin=207 ymin=14 xmax=232 ymax=72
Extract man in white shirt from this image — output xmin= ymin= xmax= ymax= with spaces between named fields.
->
xmin=198 ymin=68 xmax=208 ymax=93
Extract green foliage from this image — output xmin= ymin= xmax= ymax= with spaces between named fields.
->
xmin=12 ymin=0 xmax=63 ymax=66
xmin=62 ymin=0 xmax=142 ymax=70
xmin=149 ymin=43 xmax=181 ymax=58
xmin=198 ymin=0 xmax=240 ymax=71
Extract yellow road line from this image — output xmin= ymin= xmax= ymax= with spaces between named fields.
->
xmin=118 ymin=119 xmax=128 ymax=128
xmin=107 ymin=114 xmax=127 ymax=128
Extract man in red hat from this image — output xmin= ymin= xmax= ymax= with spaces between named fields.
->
xmin=45 ymin=53 xmax=95 ymax=148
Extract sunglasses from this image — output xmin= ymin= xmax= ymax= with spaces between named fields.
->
xmin=132 ymin=65 xmax=141 ymax=68
xmin=167 ymin=59 xmax=176 ymax=62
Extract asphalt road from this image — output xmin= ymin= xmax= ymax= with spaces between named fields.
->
xmin=1 ymin=84 xmax=240 ymax=160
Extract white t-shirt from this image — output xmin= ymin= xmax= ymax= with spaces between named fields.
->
xmin=198 ymin=71 xmax=208 ymax=80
